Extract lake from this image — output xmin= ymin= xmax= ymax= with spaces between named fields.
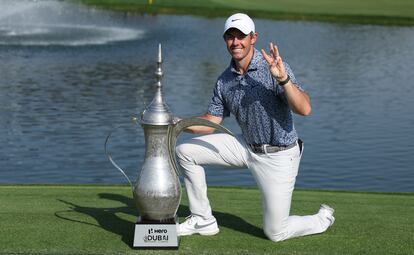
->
xmin=1 ymin=0 xmax=413 ymax=192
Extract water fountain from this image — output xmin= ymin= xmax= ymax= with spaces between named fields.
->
xmin=0 ymin=0 xmax=144 ymax=46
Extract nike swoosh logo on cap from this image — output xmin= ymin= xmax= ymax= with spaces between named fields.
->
xmin=231 ymin=18 xmax=241 ymax=22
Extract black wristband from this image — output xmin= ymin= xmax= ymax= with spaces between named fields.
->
xmin=278 ymin=75 xmax=290 ymax=86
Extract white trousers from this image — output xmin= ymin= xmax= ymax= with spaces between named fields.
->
xmin=176 ymin=133 xmax=330 ymax=242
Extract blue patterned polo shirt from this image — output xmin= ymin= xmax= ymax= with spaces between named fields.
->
xmin=207 ymin=48 xmax=304 ymax=146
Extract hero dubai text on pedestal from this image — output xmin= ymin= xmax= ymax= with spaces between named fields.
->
xmin=134 ymin=217 xmax=178 ymax=248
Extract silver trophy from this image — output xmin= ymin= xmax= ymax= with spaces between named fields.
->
xmin=105 ymin=44 xmax=233 ymax=248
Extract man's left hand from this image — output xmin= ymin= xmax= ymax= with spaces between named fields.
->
xmin=261 ymin=42 xmax=288 ymax=81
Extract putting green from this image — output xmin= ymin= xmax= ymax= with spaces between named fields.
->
xmin=0 ymin=185 xmax=413 ymax=254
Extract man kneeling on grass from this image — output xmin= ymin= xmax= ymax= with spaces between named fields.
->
xmin=176 ymin=13 xmax=335 ymax=242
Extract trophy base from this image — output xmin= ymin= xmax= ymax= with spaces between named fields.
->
xmin=133 ymin=216 xmax=179 ymax=249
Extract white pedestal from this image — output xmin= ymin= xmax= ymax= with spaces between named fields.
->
xmin=133 ymin=218 xmax=179 ymax=248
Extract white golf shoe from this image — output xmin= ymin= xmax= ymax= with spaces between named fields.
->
xmin=318 ymin=204 xmax=335 ymax=229
xmin=177 ymin=215 xmax=219 ymax=236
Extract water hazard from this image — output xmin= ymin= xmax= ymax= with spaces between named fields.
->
xmin=1 ymin=0 xmax=413 ymax=192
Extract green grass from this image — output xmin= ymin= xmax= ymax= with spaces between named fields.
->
xmin=0 ymin=185 xmax=413 ymax=254
xmin=77 ymin=0 xmax=414 ymax=26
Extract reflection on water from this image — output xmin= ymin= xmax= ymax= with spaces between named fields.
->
xmin=1 ymin=1 xmax=413 ymax=192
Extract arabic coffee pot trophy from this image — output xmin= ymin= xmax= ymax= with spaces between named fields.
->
xmin=105 ymin=44 xmax=233 ymax=248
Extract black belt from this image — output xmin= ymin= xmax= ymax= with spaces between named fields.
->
xmin=249 ymin=142 xmax=297 ymax=154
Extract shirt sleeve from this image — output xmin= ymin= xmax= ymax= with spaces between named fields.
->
xmin=207 ymin=80 xmax=230 ymax=117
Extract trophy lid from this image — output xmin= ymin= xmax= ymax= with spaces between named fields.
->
xmin=141 ymin=44 xmax=173 ymax=125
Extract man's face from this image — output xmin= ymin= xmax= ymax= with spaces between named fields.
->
xmin=223 ymin=28 xmax=257 ymax=61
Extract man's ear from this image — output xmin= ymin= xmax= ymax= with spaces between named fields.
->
xmin=251 ymin=32 xmax=258 ymax=44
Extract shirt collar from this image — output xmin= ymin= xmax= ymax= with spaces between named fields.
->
xmin=230 ymin=48 xmax=261 ymax=74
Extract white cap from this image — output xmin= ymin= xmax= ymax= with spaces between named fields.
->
xmin=223 ymin=13 xmax=255 ymax=35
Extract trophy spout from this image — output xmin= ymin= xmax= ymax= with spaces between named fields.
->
xmin=167 ymin=117 xmax=234 ymax=176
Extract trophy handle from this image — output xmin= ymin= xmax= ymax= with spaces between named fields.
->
xmin=104 ymin=118 xmax=140 ymax=191
xmin=167 ymin=117 xmax=234 ymax=176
